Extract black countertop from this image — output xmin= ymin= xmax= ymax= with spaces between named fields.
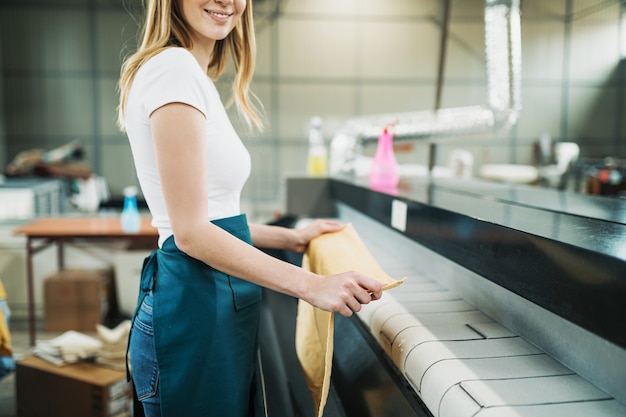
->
xmin=328 ymin=176 xmax=626 ymax=350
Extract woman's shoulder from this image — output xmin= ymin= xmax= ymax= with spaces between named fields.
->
xmin=146 ymin=47 xmax=197 ymax=69
xmin=136 ymin=47 xmax=205 ymax=87
xmin=132 ymin=47 xmax=213 ymax=115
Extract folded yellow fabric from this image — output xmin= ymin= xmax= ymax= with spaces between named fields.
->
xmin=295 ymin=223 xmax=405 ymax=417
xmin=0 ymin=280 xmax=12 ymax=357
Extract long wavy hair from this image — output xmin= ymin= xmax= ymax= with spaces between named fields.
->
xmin=117 ymin=0 xmax=263 ymax=131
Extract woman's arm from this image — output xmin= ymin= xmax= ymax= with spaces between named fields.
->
xmin=150 ymin=102 xmax=382 ymax=317
xmin=248 ymin=219 xmax=343 ymax=252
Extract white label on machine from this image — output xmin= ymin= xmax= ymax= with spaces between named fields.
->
xmin=391 ymin=199 xmax=407 ymax=232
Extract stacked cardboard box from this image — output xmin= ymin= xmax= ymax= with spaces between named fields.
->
xmin=16 ymin=355 xmax=132 ymax=417
xmin=44 ymin=269 xmax=113 ymax=332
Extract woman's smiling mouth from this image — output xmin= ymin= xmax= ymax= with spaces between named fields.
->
xmin=205 ymin=9 xmax=232 ymax=20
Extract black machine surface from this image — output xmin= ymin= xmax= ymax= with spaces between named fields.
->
xmin=257 ymin=176 xmax=626 ymax=417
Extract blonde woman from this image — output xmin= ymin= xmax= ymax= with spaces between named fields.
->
xmin=117 ymin=0 xmax=383 ymax=415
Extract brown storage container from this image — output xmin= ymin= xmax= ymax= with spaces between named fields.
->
xmin=44 ymin=269 xmax=113 ymax=332
xmin=16 ymin=355 xmax=132 ymax=417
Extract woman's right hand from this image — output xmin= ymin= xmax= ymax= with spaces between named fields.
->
xmin=303 ymin=271 xmax=383 ymax=317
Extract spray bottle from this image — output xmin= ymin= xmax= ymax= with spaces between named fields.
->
xmin=369 ymin=126 xmax=399 ymax=190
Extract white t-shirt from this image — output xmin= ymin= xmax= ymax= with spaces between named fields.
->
xmin=124 ymin=48 xmax=251 ymax=247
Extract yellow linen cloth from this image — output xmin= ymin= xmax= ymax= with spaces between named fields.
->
xmin=295 ymin=223 xmax=405 ymax=417
xmin=0 ymin=280 xmax=13 ymax=357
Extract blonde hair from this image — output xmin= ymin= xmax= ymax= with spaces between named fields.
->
xmin=117 ymin=0 xmax=263 ymax=131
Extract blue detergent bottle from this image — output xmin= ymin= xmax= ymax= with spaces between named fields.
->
xmin=120 ymin=186 xmax=141 ymax=233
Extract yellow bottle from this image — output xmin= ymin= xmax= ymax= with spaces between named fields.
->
xmin=306 ymin=116 xmax=327 ymax=177
xmin=307 ymin=154 xmax=328 ymax=176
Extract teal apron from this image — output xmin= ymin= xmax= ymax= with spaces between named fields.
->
xmin=132 ymin=214 xmax=262 ymax=416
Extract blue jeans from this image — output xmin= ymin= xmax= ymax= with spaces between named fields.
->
xmin=129 ymin=292 xmax=161 ymax=417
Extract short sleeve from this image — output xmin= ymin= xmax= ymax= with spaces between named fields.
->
xmin=139 ymin=48 xmax=210 ymax=118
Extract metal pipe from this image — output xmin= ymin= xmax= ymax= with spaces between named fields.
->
xmin=434 ymin=0 xmax=453 ymax=112
xmin=330 ymin=0 xmax=522 ymax=172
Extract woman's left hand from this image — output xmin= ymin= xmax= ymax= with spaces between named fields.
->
xmin=290 ymin=219 xmax=344 ymax=253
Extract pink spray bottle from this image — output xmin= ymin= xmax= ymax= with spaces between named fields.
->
xmin=369 ymin=126 xmax=400 ymax=191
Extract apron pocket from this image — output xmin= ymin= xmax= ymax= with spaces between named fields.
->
xmin=226 ymin=273 xmax=262 ymax=311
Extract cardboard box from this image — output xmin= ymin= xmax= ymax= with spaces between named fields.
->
xmin=16 ymin=355 xmax=132 ymax=417
xmin=44 ymin=269 xmax=113 ymax=332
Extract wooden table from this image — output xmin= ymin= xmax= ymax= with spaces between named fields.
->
xmin=14 ymin=217 xmax=158 ymax=346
